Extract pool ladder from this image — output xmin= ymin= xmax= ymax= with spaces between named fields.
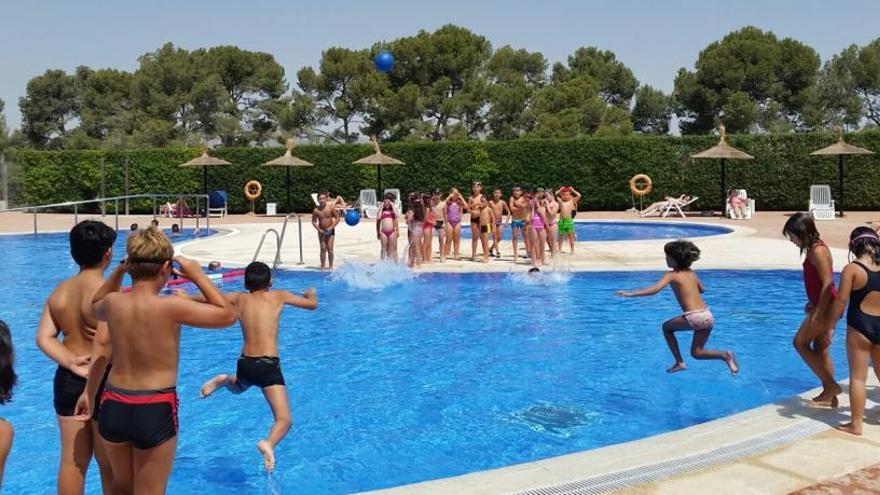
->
xmin=252 ymin=213 xmax=305 ymax=270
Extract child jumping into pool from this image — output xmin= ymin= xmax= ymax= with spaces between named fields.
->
xmin=74 ymin=227 xmax=235 ymax=493
xmin=616 ymin=240 xmax=738 ymax=375
xmin=200 ymin=261 xmax=318 ymax=470
xmin=829 ymin=227 xmax=880 ymax=435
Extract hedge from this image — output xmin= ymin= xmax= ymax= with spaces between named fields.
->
xmin=8 ymin=130 xmax=880 ymax=213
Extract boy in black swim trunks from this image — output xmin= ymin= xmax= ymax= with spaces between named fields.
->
xmin=200 ymin=261 xmax=318 ymax=471
xmin=37 ymin=220 xmax=116 ymax=494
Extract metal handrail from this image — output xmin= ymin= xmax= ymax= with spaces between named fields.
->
xmin=0 ymin=194 xmax=210 ymax=234
xmin=251 ymin=212 xmax=305 ymax=270
xmin=252 ymin=228 xmax=283 ymax=270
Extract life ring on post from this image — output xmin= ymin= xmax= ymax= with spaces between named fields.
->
xmin=629 ymin=174 xmax=653 ymax=197
xmin=244 ymin=180 xmax=262 ymax=201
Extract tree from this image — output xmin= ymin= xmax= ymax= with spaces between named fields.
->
xmin=801 ymin=46 xmax=865 ymax=129
xmin=75 ymin=67 xmax=135 ymax=143
xmin=297 ymin=47 xmax=384 ymax=143
xmin=631 ymin=85 xmax=671 ymax=134
xmin=529 ymin=76 xmax=631 ymax=138
xmin=485 ymin=46 xmax=547 ymax=139
xmin=19 ymin=69 xmax=79 ymax=148
xmin=553 ymin=47 xmax=638 ymax=107
xmin=673 ymin=27 xmax=820 ymax=134
xmin=0 ymin=98 xmax=8 ymax=152
xmin=382 ymin=25 xmax=492 ymax=140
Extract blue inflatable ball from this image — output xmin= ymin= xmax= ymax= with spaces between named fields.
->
xmin=374 ymin=50 xmax=394 ymax=73
xmin=344 ymin=209 xmax=361 ymax=226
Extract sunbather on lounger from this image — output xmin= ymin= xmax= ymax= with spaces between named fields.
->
xmin=639 ymin=195 xmax=690 ymax=217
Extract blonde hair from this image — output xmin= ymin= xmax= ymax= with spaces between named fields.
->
xmin=126 ymin=227 xmax=174 ymax=281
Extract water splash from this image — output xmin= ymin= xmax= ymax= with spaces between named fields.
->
xmin=330 ymin=261 xmax=416 ymax=290
xmin=506 ymin=265 xmax=574 ymax=286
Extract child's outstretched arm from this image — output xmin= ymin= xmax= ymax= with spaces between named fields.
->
xmin=279 ymin=288 xmax=318 ymax=310
xmin=36 ymin=304 xmax=91 ymax=377
xmin=166 ymin=257 xmax=236 ymax=328
xmin=616 ymin=273 xmax=673 ymax=297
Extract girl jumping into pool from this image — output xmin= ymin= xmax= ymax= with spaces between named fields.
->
xmin=528 ymin=191 xmax=550 ymax=267
xmin=829 ymin=227 xmax=880 ymax=435
xmin=617 ymin=240 xmax=738 ymax=374
xmin=377 ymin=193 xmax=399 ymax=263
xmin=783 ymin=212 xmax=841 ymax=406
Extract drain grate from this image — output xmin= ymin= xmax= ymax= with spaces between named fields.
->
xmin=514 ymin=419 xmax=829 ymax=495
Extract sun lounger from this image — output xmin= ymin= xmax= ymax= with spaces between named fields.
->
xmin=661 ymin=196 xmax=699 ymax=218
xmin=208 ymin=191 xmax=227 ymax=218
xmin=358 ymin=189 xmax=379 ymax=219
xmin=808 ymin=185 xmax=836 ymax=221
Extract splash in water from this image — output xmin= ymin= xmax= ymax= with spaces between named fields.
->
xmin=506 ymin=266 xmax=573 ymax=286
xmin=330 ymin=261 xmax=416 ymax=290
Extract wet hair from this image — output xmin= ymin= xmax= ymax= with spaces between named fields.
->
xmin=208 ymin=261 xmax=222 ymax=271
xmin=848 ymin=227 xmax=880 ymax=264
xmin=782 ymin=212 xmax=820 ymax=255
xmin=70 ymin=220 xmax=117 ymax=268
xmin=126 ymin=227 xmax=174 ymax=281
xmin=171 ymin=223 xmax=180 ymax=233
xmin=244 ymin=261 xmax=271 ymax=292
xmin=0 ymin=321 xmax=17 ymax=405
xmin=129 ymin=223 xmax=138 ymax=232
xmin=410 ymin=195 xmax=425 ymax=222
xmin=528 ymin=267 xmax=541 ymax=274
xmin=664 ymin=240 xmax=701 ymax=269
xmin=385 ymin=191 xmax=396 ymax=202
xmin=150 ymin=219 xmax=159 ymax=227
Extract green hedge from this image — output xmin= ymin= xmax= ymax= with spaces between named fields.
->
xmin=8 ymin=131 xmax=880 ymax=213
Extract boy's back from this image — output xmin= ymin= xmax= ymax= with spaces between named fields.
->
xmin=47 ymin=273 xmax=103 ymax=357
xmin=231 ymin=291 xmax=288 ymax=357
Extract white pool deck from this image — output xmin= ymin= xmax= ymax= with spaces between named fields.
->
xmin=3 ymin=210 xmax=879 ymax=494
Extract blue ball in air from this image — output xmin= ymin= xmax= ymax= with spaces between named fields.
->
xmin=344 ymin=209 xmax=361 ymax=226
xmin=374 ymin=51 xmax=394 ymax=73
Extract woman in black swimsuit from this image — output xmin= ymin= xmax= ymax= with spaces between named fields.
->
xmin=830 ymin=227 xmax=880 ymax=436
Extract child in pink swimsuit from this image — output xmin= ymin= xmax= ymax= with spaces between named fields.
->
xmin=617 ymin=240 xmax=739 ymax=375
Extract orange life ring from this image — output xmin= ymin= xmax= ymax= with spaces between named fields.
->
xmin=629 ymin=174 xmax=653 ymax=197
xmin=244 ymin=180 xmax=262 ymax=201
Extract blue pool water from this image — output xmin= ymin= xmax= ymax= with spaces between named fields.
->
xmin=456 ymin=220 xmax=731 ymax=241
xmin=0 ymin=230 xmax=845 ymax=494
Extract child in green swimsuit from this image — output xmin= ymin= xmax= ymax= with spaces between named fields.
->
xmin=556 ymin=186 xmax=581 ymax=254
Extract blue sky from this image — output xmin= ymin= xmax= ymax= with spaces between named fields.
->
xmin=1 ymin=0 xmax=878 ymax=129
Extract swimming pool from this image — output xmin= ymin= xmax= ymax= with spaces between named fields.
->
xmin=455 ymin=220 xmax=732 ymax=241
xmin=0 ymin=231 xmax=844 ymax=494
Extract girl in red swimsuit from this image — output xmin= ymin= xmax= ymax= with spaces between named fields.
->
xmin=784 ymin=212 xmax=841 ymax=406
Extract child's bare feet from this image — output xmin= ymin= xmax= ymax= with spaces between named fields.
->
xmin=725 ymin=352 xmax=739 ymax=375
xmin=836 ymin=422 xmax=863 ymax=436
xmin=257 ymin=439 xmax=275 ymax=471
xmin=200 ymin=374 xmax=229 ymax=398
xmin=812 ymin=383 xmax=842 ymax=403
xmin=666 ymin=362 xmax=687 ymax=373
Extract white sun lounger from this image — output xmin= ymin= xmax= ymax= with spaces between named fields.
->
xmin=311 ymin=193 xmax=320 ymax=207
xmin=661 ymin=196 xmax=699 ymax=218
xmin=725 ymin=189 xmax=755 ymax=220
xmin=358 ymin=189 xmax=379 ymax=219
xmin=808 ymin=185 xmax=836 ymax=221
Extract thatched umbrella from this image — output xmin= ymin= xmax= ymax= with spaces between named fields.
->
xmin=691 ymin=124 xmax=754 ymax=213
xmin=180 ymin=147 xmax=232 ymax=196
xmin=810 ymin=127 xmax=873 ymax=217
xmin=263 ymin=138 xmax=314 ymax=213
xmin=353 ymin=135 xmax=404 ymax=193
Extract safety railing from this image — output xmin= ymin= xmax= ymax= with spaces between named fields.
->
xmin=252 ymin=213 xmax=305 ymax=270
xmin=0 ymin=194 xmax=210 ymax=234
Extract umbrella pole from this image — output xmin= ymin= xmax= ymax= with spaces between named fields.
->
xmin=286 ymin=167 xmax=291 ymax=214
xmin=377 ymin=165 xmax=383 ymax=195
xmin=720 ymin=159 xmax=726 ymax=215
xmin=839 ymin=155 xmax=845 ymax=218
xmin=203 ymin=166 xmax=208 ymax=196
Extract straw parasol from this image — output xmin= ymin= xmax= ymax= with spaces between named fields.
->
xmin=691 ymin=123 xmax=754 ymax=213
xmin=263 ymin=138 xmax=314 ymax=213
xmin=353 ymin=135 xmax=404 ymax=193
xmin=180 ymin=147 xmax=231 ymax=196
xmin=810 ymin=126 xmax=874 ymax=217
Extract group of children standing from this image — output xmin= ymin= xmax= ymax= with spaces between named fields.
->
xmin=394 ymin=182 xmax=583 ymax=268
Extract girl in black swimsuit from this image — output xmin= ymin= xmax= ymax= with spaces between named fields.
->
xmin=830 ymin=227 xmax=880 ymax=436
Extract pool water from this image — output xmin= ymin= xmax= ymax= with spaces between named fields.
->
xmin=0 ymin=232 xmax=845 ymax=494
xmin=455 ymin=221 xmax=731 ymax=241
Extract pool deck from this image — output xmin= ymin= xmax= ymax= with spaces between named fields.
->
xmin=3 ymin=209 xmax=880 ymax=494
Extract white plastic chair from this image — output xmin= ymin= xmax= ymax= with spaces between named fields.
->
xmin=661 ymin=196 xmax=699 ymax=218
xmin=809 ymin=185 xmax=836 ymax=221
xmin=725 ymin=189 xmax=755 ymax=220
xmin=383 ymin=189 xmax=402 ymax=213
xmin=358 ymin=189 xmax=379 ymax=219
